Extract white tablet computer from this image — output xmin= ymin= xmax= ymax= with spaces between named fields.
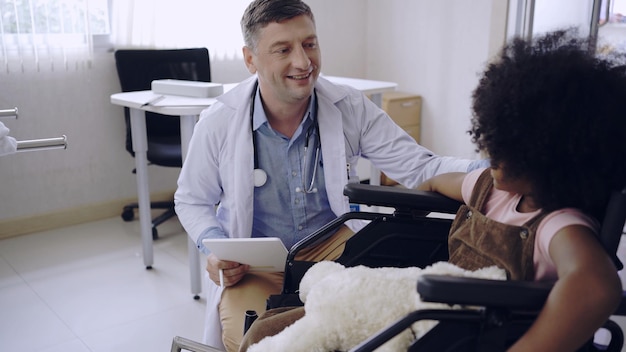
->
xmin=202 ymin=237 xmax=288 ymax=272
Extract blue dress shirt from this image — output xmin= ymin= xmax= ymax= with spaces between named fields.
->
xmin=196 ymin=86 xmax=336 ymax=254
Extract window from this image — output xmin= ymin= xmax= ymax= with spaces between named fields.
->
xmin=110 ymin=0 xmax=250 ymax=60
xmin=2 ymin=0 xmax=256 ymax=72
xmin=508 ymin=0 xmax=626 ymax=53
xmin=598 ymin=0 xmax=626 ymax=54
xmin=600 ymin=0 xmax=626 ymax=23
xmin=0 ymin=0 xmax=110 ymax=73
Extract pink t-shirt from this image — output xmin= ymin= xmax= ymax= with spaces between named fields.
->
xmin=461 ymin=168 xmax=599 ymax=282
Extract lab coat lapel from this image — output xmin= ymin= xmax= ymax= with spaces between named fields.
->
xmin=221 ymin=76 xmax=257 ymax=238
xmin=316 ymin=89 xmax=350 ymax=217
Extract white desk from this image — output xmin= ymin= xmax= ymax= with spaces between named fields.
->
xmin=110 ymin=76 xmax=396 ymax=298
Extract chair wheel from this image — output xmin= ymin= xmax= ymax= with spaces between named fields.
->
xmin=121 ymin=208 xmax=134 ymax=221
xmin=152 ymin=227 xmax=158 ymax=240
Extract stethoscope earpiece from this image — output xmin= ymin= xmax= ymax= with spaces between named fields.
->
xmin=253 ymin=168 xmax=268 ymax=188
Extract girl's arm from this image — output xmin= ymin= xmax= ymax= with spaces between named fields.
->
xmin=416 ymin=172 xmax=467 ymax=203
xmin=508 ymin=225 xmax=622 ymax=351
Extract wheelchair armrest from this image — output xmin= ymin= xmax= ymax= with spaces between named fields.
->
xmin=417 ymin=274 xmax=553 ymax=310
xmin=613 ymin=292 xmax=626 ymax=316
xmin=343 ymin=183 xmax=461 ymax=214
xmin=170 ymin=336 xmax=225 ymax=352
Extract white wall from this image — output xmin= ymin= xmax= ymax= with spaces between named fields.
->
xmin=0 ymin=55 xmax=162 ymax=220
xmin=365 ymin=0 xmax=507 ymax=158
xmin=0 ymin=0 xmax=504 ymax=228
xmin=307 ymin=0 xmax=368 ymax=78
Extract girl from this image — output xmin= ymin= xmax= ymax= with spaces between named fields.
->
xmin=418 ymin=29 xmax=626 ymax=351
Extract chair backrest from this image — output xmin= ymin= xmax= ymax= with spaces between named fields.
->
xmin=113 ymin=48 xmax=211 ymax=164
xmin=600 ymin=188 xmax=626 ymax=270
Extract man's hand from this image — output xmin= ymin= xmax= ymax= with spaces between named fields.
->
xmin=206 ymin=253 xmax=250 ymax=288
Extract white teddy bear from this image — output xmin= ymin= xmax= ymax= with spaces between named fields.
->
xmin=248 ymin=261 xmax=506 ymax=352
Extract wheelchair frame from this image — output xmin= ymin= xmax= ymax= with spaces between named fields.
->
xmin=270 ymin=183 xmax=462 ymax=309
xmin=344 ymin=186 xmax=626 ymax=352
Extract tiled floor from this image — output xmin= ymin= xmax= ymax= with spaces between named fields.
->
xmin=0 ymin=216 xmax=206 ymax=352
xmin=2 ymin=215 xmax=626 ymax=351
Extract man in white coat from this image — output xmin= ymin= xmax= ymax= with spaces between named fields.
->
xmin=174 ymin=0 xmax=486 ymax=350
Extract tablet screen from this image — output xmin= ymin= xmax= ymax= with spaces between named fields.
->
xmin=202 ymin=237 xmax=288 ymax=272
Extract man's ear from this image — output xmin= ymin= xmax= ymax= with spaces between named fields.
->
xmin=243 ymin=46 xmax=257 ymax=74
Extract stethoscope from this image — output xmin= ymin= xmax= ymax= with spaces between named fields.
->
xmin=250 ymin=81 xmax=321 ymax=193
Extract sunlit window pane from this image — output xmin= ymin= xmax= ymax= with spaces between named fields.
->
xmin=0 ymin=0 xmax=109 ymax=72
xmin=0 ymin=0 xmax=109 ymax=34
xmin=609 ymin=0 xmax=626 ymax=23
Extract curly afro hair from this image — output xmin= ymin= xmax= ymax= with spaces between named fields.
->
xmin=470 ymin=29 xmax=626 ymax=219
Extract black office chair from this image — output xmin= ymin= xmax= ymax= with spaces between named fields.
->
xmin=114 ymin=48 xmax=211 ymax=239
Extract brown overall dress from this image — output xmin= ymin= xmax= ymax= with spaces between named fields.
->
xmin=448 ymin=169 xmax=548 ymax=280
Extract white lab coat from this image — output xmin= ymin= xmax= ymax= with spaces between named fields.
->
xmin=174 ymin=75 xmax=474 ymax=348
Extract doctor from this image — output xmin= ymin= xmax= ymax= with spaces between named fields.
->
xmin=174 ymin=0 xmax=486 ymax=350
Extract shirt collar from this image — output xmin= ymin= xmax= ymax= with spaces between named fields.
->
xmin=252 ymin=84 xmax=317 ymax=134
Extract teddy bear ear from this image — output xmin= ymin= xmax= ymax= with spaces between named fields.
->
xmin=298 ymin=261 xmax=346 ymax=301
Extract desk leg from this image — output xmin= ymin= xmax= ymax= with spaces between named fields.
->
xmin=180 ymin=115 xmax=202 ymax=299
xmin=129 ymin=108 xmax=154 ymax=269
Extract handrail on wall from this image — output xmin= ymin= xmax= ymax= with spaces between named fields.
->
xmin=0 ymin=107 xmax=18 ymax=119
xmin=1 ymin=106 xmax=67 ymax=154
xmin=16 ymin=135 xmax=67 ymax=152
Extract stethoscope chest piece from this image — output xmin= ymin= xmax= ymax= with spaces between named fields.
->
xmin=253 ymin=168 xmax=268 ymax=187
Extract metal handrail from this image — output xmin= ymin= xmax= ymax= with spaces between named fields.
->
xmin=16 ymin=135 xmax=67 ymax=152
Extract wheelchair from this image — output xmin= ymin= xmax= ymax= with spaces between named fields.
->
xmin=172 ymin=183 xmax=626 ymax=352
